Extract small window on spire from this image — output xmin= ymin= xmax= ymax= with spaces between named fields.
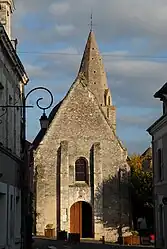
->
xmin=108 ymin=96 xmax=111 ymax=106
xmin=107 ymin=108 xmax=109 ymax=118
xmin=104 ymin=94 xmax=107 ymax=106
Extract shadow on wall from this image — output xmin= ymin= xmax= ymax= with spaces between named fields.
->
xmin=94 ymin=167 xmax=132 ymax=237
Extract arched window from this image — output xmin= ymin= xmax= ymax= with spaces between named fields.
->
xmin=75 ymin=157 xmax=87 ymax=182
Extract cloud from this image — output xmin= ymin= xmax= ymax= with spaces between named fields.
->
xmin=13 ymin=0 xmax=167 ymax=51
xmin=117 ymin=108 xmax=162 ymax=129
xmin=126 ymin=139 xmax=151 ymax=155
xmin=54 ymin=24 xmax=76 ymax=37
xmin=12 ymin=0 xmax=167 ymax=153
xmin=21 ymin=48 xmax=167 ymax=108
xmin=49 ymin=2 xmax=70 ymax=16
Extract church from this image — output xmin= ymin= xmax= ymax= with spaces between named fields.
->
xmin=33 ymin=30 xmax=131 ymax=241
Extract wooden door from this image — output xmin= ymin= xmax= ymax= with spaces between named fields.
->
xmin=70 ymin=202 xmax=82 ymax=236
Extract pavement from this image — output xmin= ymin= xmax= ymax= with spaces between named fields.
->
xmin=32 ymin=237 xmax=154 ymax=249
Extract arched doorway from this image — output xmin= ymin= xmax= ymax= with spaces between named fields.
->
xmin=70 ymin=201 xmax=93 ymax=238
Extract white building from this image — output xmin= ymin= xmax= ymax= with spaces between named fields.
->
xmin=0 ymin=0 xmax=15 ymax=39
xmin=0 ymin=1 xmax=29 ymax=248
xmin=147 ymin=82 xmax=167 ymax=249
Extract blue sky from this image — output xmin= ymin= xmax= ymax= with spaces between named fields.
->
xmin=12 ymin=0 xmax=167 ymax=154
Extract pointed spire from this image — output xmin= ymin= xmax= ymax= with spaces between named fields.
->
xmin=78 ymin=31 xmax=111 ymax=106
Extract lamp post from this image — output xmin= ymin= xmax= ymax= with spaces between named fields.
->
xmin=21 ymin=87 xmax=53 ymax=249
xmin=0 ymin=86 xmax=53 ymax=249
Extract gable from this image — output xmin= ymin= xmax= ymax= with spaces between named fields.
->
xmin=37 ymin=75 xmax=126 ymax=152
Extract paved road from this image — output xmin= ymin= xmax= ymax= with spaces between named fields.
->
xmin=32 ymin=237 xmax=153 ymax=249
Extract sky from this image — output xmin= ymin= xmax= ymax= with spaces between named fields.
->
xmin=12 ymin=0 xmax=167 ymax=154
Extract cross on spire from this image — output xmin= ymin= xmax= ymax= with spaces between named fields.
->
xmin=90 ymin=12 xmax=93 ymax=31
xmin=88 ymin=10 xmax=96 ymax=31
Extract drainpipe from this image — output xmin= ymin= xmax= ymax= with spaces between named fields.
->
xmin=118 ymin=168 xmax=123 ymax=245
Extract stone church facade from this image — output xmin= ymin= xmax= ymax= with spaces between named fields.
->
xmin=33 ymin=31 xmax=131 ymax=241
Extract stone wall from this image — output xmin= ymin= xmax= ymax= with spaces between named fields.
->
xmin=35 ymin=76 xmax=130 ymax=241
xmin=0 ymin=46 xmax=22 ymax=157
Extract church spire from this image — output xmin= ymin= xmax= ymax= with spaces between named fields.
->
xmin=78 ymin=30 xmax=111 ymax=106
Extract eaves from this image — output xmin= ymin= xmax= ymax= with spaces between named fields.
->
xmin=147 ymin=114 xmax=167 ymax=135
xmin=0 ymin=144 xmax=22 ymax=164
xmin=0 ymin=25 xmax=29 ymax=85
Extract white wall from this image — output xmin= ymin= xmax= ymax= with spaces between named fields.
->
xmin=0 ymin=43 xmax=22 ymax=157
xmin=0 ymin=183 xmax=22 ymax=249
xmin=0 ymin=0 xmax=13 ymax=39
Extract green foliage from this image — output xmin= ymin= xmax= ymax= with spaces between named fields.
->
xmin=130 ymin=230 xmax=139 ymax=236
xmin=128 ymin=154 xmax=142 ymax=170
xmin=128 ymin=153 xmax=153 ymax=227
xmin=131 ymin=166 xmax=153 ymax=205
xmin=46 ymin=224 xmax=54 ymax=229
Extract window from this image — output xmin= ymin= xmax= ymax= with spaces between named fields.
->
xmin=159 ymin=204 xmax=164 ymax=245
xmin=157 ymin=149 xmax=163 ymax=181
xmin=107 ymin=108 xmax=109 ymax=118
xmin=163 ymin=102 xmax=167 ymax=114
xmin=10 ymin=195 xmax=13 ymax=210
xmin=104 ymin=94 xmax=107 ymax=106
xmin=9 ymin=95 xmax=12 ymax=104
xmin=0 ymin=82 xmax=3 ymax=90
xmin=75 ymin=157 xmax=87 ymax=182
xmin=108 ymin=96 xmax=111 ymax=106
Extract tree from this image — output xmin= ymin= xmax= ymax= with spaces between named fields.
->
xmin=128 ymin=154 xmax=153 ymax=230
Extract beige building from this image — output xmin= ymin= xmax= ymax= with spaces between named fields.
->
xmin=141 ymin=147 xmax=152 ymax=172
xmin=0 ymin=1 xmax=29 ymax=248
xmin=147 ymin=83 xmax=167 ymax=249
xmin=33 ymin=31 xmax=131 ymax=241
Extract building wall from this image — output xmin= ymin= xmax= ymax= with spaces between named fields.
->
xmin=0 ymin=147 xmax=20 ymax=187
xmin=0 ymin=182 xmax=21 ymax=249
xmin=151 ymin=116 xmax=167 ymax=249
xmin=35 ymin=76 xmax=130 ymax=241
xmin=0 ymin=26 xmax=27 ymax=248
xmin=0 ymin=44 xmax=22 ymax=157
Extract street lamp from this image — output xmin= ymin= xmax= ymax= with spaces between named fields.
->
xmin=39 ymin=112 xmax=49 ymax=129
xmin=21 ymin=87 xmax=53 ymax=249
xmin=0 ymin=86 xmax=53 ymax=249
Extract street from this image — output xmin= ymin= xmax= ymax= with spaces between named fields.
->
xmin=32 ymin=238 xmax=153 ymax=249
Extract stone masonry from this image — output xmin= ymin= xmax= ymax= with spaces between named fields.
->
xmin=34 ymin=31 xmax=131 ymax=242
